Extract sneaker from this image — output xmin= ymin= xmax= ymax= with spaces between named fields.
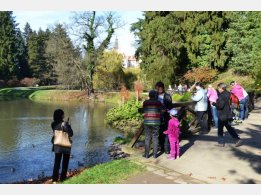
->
xmin=236 ymin=120 xmax=243 ymax=123
xmin=235 ymin=139 xmax=243 ymax=147
xmin=168 ymin=156 xmax=175 ymax=160
xmin=153 ymin=154 xmax=158 ymax=158
xmin=215 ymin=142 xmax=225 ymax=147
xmin=142 ymin=154 xmax=149 ymax=158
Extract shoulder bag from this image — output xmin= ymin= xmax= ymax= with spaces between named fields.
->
xmin=53 ymin=122 xmax=72 ymax=147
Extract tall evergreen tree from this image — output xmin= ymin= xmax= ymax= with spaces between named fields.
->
xmin=0 ymin=11 xmax=19 ymax=80
xmin=132 ymin=11 xmax=232 ymax=86
xmin=181 ymin=11 xmax=230 ymax=70
xmin=131 ymin=11 xmax=185 ymax=86
xmin=226 ymin=11 xmax=261 ymax=76
xmin=27 ymin=28 xmax=51 ymax=85
xmin=16 ymin=28 xmax=30 ymax=79
xmin=46 ymin=24 xmax=82 ymax=88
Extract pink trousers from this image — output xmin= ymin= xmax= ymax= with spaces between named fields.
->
xmin=168 ymin=136 xmax=180 ymax=158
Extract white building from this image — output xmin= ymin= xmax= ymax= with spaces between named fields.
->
xmin=112 ymin=37 xmax=140 ymax=68
xmin=122 ymin=54 xmax=140 ymax=68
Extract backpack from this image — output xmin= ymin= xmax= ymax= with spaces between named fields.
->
xmin=230 ymin=93 xmax=239 ymax=109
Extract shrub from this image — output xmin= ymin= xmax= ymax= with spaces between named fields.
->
xmin=123 ymin=67 xmax=140 ymax=90
xmin=106 ymin=99 xmax=143 ymax=135
xmin=183 ymin=67 xmax=218 ymax=84
xmin=0 ymin=80 xmax=6 ymax=88
xmin=134 ymin=80 xmax=143 ymax=101
xmin=120 ymin=84 xmax=130 ymax=103
xmin=6 ymin=79 xmax=21 ymax=87
xmin=20 ymin=77 xmax=38 ymax=87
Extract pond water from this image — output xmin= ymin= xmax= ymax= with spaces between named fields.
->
xmin=0 ymin=99 xmax=121 ymax=183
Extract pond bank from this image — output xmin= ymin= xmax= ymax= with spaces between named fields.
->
xmin=0 ymin=87 xmax=124 ymax=104
xmin=12 ymin=142 xmax=141 ymax=184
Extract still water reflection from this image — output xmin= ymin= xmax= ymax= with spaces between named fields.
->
xmin=0 ymin=99 xmax=121 ymax=183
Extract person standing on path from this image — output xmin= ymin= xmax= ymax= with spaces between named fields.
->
xmin=142 ymin=90 xmax=162 ymax=158
xmin=242 ymin=87 xmax=249 ymax=119
xmin=212 ymin=83 xmax=242 ymax=147
xmin=155 ymin=81 xmax=172 ymax=154
xmin=190 ymin=82 xmax=209 ymax=134
xmin=164 ymin=108 xmax=180 ymax=160
xmin=207 ymin=84 xmax=219 ymax=129
xmin=230 ymin=81 xmax=247 ymax=122
xmin=51 ymin=109 xmax=73 ymax=183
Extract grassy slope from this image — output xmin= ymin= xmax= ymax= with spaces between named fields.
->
xmin=0 ymin=87 xmax=39 ymax=98
xmin=210 ymin=69 xmax=255 ymax=91
xmin=63 ymin=159 xmax=144 ymax=184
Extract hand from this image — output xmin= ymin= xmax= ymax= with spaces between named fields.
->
xmin=163 ymin=131 xmax=168 ymax=135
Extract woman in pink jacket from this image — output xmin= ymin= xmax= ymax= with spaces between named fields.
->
xmin=207 ymin=85 xmax=219 ymax=129
xmin=164 ymin=109 xmax=180 ymax=160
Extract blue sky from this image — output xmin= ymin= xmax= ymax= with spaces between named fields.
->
xmin=13 ymin=11 xmax=144 ymax=55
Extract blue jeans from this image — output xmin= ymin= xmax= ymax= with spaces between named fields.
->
xmin=211 ymin=105 xmax=218 ymax=128
xmin=239 ymin=98 xmax=246 ymax=120
xmin=244 ymin=95 xmax=249 ymax=119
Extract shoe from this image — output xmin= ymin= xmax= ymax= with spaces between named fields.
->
xmin=52 ymin=181 xmax=57 ymax=184
xmin=176 ymin=156 xmax=180 ymax=159
xmin=168 ymin=156 xmax=175 ymax=160
xmin=165 ymin=151 xmax=170 ymax=154
xmin=236 ymin=120 xmax=243 ymax=123
xmin=142 ymin=154 xmax=149 ymax=158
xmin=153 ymin=154 xmax=157 ymax=158
xmin=235 ymin=139 xmax=243 ymax=147
xmin=215 ymin=142 xmax=225 ymax=147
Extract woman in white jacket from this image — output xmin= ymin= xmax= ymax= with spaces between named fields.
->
xmin=190 ymin=82 xmax=208 ymax=134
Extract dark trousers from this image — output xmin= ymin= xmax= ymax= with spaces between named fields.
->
xmin=218 ymin=120 xmax=240 ymax=143
xmin=144 ymin=125 xmax=159 ymax=156
xmin=196 ymin=111 xmax=208 ymax=133
xmin=159 ymin=123 xmax=170 ymax=153
xmin=52 ymin=153 xmax=70 ymax=182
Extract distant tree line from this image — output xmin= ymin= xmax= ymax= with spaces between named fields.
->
xmin=0 ymin=11 xmax=129 ymax=92
xmin=131 ymin=11 xmax=261 ymax=86
xmin=1 ymin=11 xmax=260 ymax=91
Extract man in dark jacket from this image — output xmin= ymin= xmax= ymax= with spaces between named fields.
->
xmin=155 ymin=81 xmax=172 ymax=154
xmin=212 ymin=83 xmax=242 ymax=147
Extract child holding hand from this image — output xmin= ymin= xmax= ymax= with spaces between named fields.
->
xmin=164 ymin=108 xmax=180 ymax=160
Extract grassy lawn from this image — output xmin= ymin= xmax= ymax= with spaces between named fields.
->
xmin=63 ymin=159 xmax=145 ymax=184
xmin=0 ymin=87 xmax=39 ymax=98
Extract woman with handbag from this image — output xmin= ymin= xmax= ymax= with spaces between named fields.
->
xmin=51 ymin=109 xmax=73 ymax=183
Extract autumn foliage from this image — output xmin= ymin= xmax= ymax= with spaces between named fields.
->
xmin=134 ymin=80 xmax=143 ymax=101
xmin=183 ymin=67 xmax=218 ymax=84
xmin=120 ymin=84 xmax=130 ymax=103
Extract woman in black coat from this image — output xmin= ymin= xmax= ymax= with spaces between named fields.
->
xmin=51 ymin=109 xmax=73 ymax=183
xmin=212 ymin=83 xmax=242 ymax=147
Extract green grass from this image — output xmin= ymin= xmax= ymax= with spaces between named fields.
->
xmin=63 ymin=159 xmax=145 ymax=184
xmin=172 ymin=92 xmax=192 ymax=102
xmin=0 ymin=87 xmax=39 ymax=98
